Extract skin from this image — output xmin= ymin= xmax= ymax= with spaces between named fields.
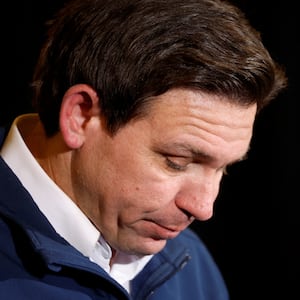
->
xmin=26 ymin=86 xmax=257 ymax=257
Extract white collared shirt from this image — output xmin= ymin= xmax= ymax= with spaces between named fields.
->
xmin=0 ymin=114 xmax=152 ymax=293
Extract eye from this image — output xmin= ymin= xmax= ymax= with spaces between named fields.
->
xmin=165 ymin=157 xmax=187 ymax=171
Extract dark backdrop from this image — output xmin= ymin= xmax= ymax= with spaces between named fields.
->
xmin=7 ymin=1 xmax=297 ymax=299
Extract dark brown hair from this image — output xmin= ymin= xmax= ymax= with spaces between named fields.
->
xmin=32 ymin=0 xmax=287 ymax=136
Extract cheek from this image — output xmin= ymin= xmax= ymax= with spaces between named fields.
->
xmin=120 ymin=176 xmax=180 ymax=215
xmin=85 ymin=138 xmax=180 ymax=214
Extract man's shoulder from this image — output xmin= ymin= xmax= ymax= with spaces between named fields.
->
xmin=0 ymin=126 xmax=8 ymax=147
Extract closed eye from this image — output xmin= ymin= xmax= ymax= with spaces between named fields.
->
xmin=165 ymin=157 xmax=188 ymax=171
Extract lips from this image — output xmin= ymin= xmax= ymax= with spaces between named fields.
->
xmin=142 ymin=219 xmax=188 ymax=240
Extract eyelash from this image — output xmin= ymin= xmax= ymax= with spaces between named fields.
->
xmin=166 ymin=157 xmax=230 ymax=176
xmin=166 ymin=158 xmax=186 ymax=171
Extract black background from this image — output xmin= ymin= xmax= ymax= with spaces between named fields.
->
xmin=6 ymin=1 xmax=297 ymax=299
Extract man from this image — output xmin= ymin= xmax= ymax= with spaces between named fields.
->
xmin=0 ymin=0 xmax=287 ymax=299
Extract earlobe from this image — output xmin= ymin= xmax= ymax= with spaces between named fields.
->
xmin=59 ymin=84 xmax=100 ymax=149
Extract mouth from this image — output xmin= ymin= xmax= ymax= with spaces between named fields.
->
xmin=142 ymin=219 xmax=187 ymax=240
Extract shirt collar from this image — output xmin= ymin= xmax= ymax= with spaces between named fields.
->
xmin=0 ymin=114 xmax=100 ymax=257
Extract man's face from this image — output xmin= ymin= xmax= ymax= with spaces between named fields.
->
xmin=72 ymin=88 xmax=256 ymax=255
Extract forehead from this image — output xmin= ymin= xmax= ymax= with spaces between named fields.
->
xmin=147 ymin=88 xmax=257 ymax=129
xmin=143 ymin=88 xmax=257 ymax=162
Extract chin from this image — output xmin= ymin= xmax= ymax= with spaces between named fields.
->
xmin=130 ymin=238 xmax=167 ymax=256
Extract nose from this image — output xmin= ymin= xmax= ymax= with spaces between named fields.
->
xmin=175 ymin=173 xmax=222 ymax=221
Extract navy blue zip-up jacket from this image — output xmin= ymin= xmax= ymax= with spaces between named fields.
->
xmin=0 ymin=129 xmax=229 ymax=300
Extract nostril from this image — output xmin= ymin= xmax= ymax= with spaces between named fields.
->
xmin=181 ymin=209 xmax=195 ymax=222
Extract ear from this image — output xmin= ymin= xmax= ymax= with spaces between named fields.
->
xmin=59 ymin=84 xmax=100 ymax=149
